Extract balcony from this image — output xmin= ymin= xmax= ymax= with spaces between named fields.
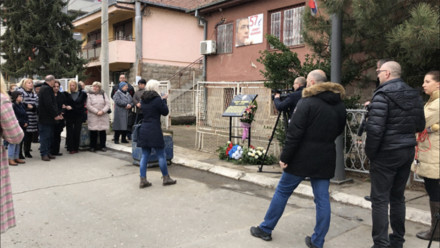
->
xmin=81 ymin=38 xmax=135 ymax=66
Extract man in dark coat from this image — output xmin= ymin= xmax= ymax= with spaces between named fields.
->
xmin=250 ymin=70 xmax=346 ymax=248
xmin=38 ymin=75 xmax=63 ymax=161
xmin=133 ymin=78 xmax=146 ymax=122
xmin=365 ymin=61 xmax=425 ymax=248
xmin=274 ymin=76 xmax=306 ymax=119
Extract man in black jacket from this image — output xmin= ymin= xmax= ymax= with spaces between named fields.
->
xmin=250 ymin=70 xmax=346 ymax=248
xmin=274 ymin=76 xmax=306 ymax=119
xmin=366 ymin=61 xmax=425 ymax=248
xmin=38 ymin=75 xmax=63 ymax=161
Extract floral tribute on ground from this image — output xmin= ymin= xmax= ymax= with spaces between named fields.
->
xmin=217 ymin=141 xmax=277 ymax=165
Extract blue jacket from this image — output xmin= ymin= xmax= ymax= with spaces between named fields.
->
xmin=13 ymin=102 xmax=29 ymax=128
xmin=137 ymin=91 xmax=169 ymax=148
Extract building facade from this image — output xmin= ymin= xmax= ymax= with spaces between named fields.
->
xmin=73 ymin=0 xmax=207 ymax=88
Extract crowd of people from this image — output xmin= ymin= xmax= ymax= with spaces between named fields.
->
xmin=1 ymin=74 xmax=140 ymax=164
xmin=1 ymin=64 xmax=438 ymax=248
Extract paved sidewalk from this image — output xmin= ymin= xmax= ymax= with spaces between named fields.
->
xmin=101 ymin=127 xmax=431 ymax=227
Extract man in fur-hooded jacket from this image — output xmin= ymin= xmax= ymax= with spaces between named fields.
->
xmin=251 ymin=70 xmax=346 ymax=248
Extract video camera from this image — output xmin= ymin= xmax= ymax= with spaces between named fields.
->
xmin=271 ymin=88 xmax=294 ymax=101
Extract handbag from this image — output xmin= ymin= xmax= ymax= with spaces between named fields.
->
xmin=102 ymin=93 xmax=112 ymax=114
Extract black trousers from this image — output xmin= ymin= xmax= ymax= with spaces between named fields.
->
xmin=114 ymin=130 xmax=128 ymax=142
xmin=51 ymin=122 xmax=64 ymax=155
xmin=23 ymin=131 xmax=35 ymax=154
xmin=90 ymin=130 xmax=107 ymax=149
xmin=424 ymin=177 xmax=440 ymax=202
xmin=66 ymin=118 xmax=82 ymax=152
xmin=370 ymin=147 xmax=415 ymax=248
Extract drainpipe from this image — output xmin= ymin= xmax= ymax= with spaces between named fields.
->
xmin=135 ymin=0 xmax=142 ymax=81
xmin=195 ymin=9 xmax=207 ymax=81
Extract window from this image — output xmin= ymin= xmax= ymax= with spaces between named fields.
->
xmin=87 ymin=30 xmax=101 ymax=46
xmin=113 ymin=19 xmax=133 ymax=41
xmin=270 ymin=5 xmax=304 ymax=47
xmin=217 ymin=23 xmax=233 ymax=54
xmin=223 ymin=88 xmax=235 ymax=111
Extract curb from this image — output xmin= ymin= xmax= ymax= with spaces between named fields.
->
xmin=108 ymin=143 xmax=430 ymax=226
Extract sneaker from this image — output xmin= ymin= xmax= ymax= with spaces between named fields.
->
xmin=250 ymin=226 xmax=272 ymax=241
xmin=305 ymin=236 xmax=318 ymax=248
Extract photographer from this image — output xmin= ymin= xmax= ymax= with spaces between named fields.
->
xmin=273 ymin=77 xmax=306 ymax=119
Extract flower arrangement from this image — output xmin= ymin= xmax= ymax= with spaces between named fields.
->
xmin=240 ymin=100 xmax=258 ymax=124
xmin=217 ymin=141 xmax=277 ymax=165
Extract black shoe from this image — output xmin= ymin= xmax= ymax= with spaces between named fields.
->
xmin=19 ymin=154 xmax=25 ymax=159
xmin=89 ymin=148 xmax=95 ymax=152
xmin=25 ymin=153 xmax=33 ymax=158
xmin=121 ymin=140 xmax=129 ymax=143
xmin=100 ymin=147 xmax=107 ymax=152
xmin=364 ymin=195 xmax=371 ymax=201
xmin=114 ymin=140 xmax=120 ymax=144
xmin=250 ymin=226 xmax=272 ymax=241
xmin=55 ymin=153 xmax=63 ymax=156
xmin=305 ymin=236 xmax=318 ymax=248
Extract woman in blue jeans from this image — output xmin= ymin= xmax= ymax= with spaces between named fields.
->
xmin=137 ymin=79 xmax=176 ymax=188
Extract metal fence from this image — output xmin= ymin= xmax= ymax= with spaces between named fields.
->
xmin=344 ymin=109 xmax=423 ymax=183
xmin=192 ymin=83 xmax=424 ymax=183
xmin=344 ymin=109 xmax=369 ymax=173
xmin=195 ymin=81 xmax=282 ymax=155
xmin=169 ymin=88 xmax=196 ymax=117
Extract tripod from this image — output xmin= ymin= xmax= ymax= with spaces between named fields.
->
xmin=258 ymin=110 xmax=289 ymax=172
xmin=427 ymin=211 xmax=440 ymax=248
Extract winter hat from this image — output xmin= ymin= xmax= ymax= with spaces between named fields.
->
xmin=119 ymin=82 xmax=128 ymax=91
xmin=11 ymin=91 xmax=22 ymax=102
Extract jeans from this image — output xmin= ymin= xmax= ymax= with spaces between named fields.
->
xmin=7 ymin=143 xmax=20 ymax=159
xmin=139 ymin=147 xmax=168 ymax=178
xmin=38 ymin=123 xmax=54 ymax=157
xmin=259 ymin=172 xmax=331 ymax=248
xmin=370 ymin=147 xmax=414 ymax=248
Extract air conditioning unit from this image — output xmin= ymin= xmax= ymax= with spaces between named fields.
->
xmin=200 ymin=40 xmax=216 ymax=55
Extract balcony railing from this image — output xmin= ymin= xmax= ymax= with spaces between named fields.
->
xmin=82 ymin=46 xmax=101 ymax=60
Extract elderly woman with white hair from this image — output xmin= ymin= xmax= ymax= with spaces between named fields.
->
xmin=86 ymin=81 xmax=111 ymax=152
xmin=137 ymin=79 xmax=176 ymax=188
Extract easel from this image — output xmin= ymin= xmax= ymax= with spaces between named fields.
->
xmin=222 ymin=94 xmax=258 ymax=149
xmin=227 ymin=117 xmax=251 ymax=148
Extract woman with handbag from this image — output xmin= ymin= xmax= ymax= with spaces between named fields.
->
xmin=86 ymin=81 xmax=111 ymax=152
xmin=412 ymin=70 xmax=440 ymax=241
xmin=137 ymin=79 xmax=176 ymax=188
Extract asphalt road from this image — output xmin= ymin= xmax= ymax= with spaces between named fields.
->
xmin=1 ymin=148 xmax=430 ymax=248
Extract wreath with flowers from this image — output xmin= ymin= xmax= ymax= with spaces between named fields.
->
xmin=240 ymin=100 xmax=258 ymax=124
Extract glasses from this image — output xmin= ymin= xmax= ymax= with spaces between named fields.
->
xmin=376 ymin=70 xmax=387 ymax=75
